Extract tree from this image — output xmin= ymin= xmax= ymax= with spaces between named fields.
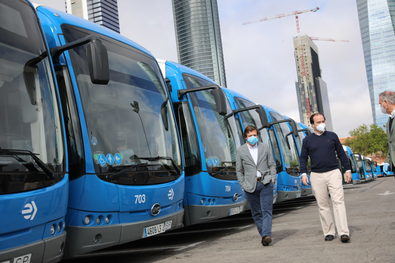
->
xmin=344 ymin=124 xmax=388 ymax=158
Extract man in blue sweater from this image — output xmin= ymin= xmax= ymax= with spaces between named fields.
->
xmin=300 ymin=113 xmax=351 ymax=243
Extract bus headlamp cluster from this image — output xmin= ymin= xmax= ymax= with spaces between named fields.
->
xmin=83 ymin=215 xmax=112 ymax=225
xmin=50 ymin=221 xmax=64 ymax=235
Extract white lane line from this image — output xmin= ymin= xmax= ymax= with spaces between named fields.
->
xmin=377 ymin=190 xmax=394 ymax=196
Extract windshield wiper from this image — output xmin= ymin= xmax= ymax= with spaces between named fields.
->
xmin=131 ymin=155 xmax=180 ymax=174
xmin=0 ymin=148 xmax=54 ymax=178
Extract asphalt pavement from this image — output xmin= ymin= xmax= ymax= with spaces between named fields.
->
xmin=66 ymin=177 xmax=395 ymax=263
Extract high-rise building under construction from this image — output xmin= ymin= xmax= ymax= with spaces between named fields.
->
xmin=172 ymin=0 xmax=227 ymax=86
xmin=294 ymin=35 xmax=333 ymax=130
xmin=65 ymin=0 xmax=120 ymax=33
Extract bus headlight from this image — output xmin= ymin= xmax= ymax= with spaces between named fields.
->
xmin=83 ymin=216 xmax=91 ymax=225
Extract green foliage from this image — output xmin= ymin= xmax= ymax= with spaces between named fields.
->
xmin=344 ymin=124 xmax=388 ymax=157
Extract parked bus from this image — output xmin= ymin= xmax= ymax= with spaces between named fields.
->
xmin=262 ymin=107 xmax=301 ymax=202
xmin=363 ymin=157 xmax=375 ymax=181
xmin=354 ymin=154 xmax=373 ymax=182
xmin=36 ymin=6 xmax=185 ymax=257
xmin=371 ymin=161 xmax=381 ymax=178
xmin=221 ymin=89 xmax=278 ymax=202
xmin=342 ymin=146 xmax=361 ymax=184
xmin=219 ymin=90 xmax=303 ymax=202
xmin=295 ymin=123 xmax=312 ymax=196
xmin=0 ymin=1 xmax=68 ymax=262
xmin=159 ymin=60 xmax=246 ymax=225
xmin=379 ymin=163 xmax=394 ymax=176
xmin=364 ymin=157 xmax=377 ymax=180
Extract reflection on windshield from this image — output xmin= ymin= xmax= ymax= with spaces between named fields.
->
xmin=63 ymin=25 xmax=181 ymax=185
xmin=183 ymin=75 xmax=241 ymax=180
xmin=190 ymin=91 xmax=241 ymax=175
xmin=0 ymin=0 xmax=64 ymax=194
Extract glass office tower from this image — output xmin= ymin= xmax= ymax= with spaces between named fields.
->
xmin=172 ymin=0 xmax=227 ymax=86
xmin=65 ymin=0 xmax=120 ymax=33
xmin=356 ymin=0 xmax=395 ymax=128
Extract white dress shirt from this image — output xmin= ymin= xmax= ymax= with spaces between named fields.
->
xmin=247 ymin=143 xmax=262 ymax=179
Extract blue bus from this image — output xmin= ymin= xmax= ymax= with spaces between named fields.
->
xmin=342 ymin=146 xmax=361 ymax=184
xmin=372 ymin=161 xmax=381 ymax=178
xmin=365 ymin=158 xmax=377 ymax=179
xmin=0 ymin=1 xmax=68 ymax=262
xmin=295 ymin=123 xmax=312 ymax=196
xmin=159 ymin=60 xmax=247 ymax=225
xmin=363 ymin=157 xmax=374 ymax=181
xmin=37 ymin=7 xmax=185 ymax=257
xmin=215 ymin=91 xmax=301 ymax=203
xmin=380 ymin=163 xmax=394 ymax=176
xmin=354 ymin=154 xmax=373 ymax=182
xmin=220 ymin=89 xmax=278 ymax=202
xmin=262 ymin=107 xmax=301 ymax=202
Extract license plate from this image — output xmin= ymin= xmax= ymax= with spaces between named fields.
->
xmin=5 ymin=253 xmax=32 ymax=263
xmin=229 ymin=205 xmax=243 ymax=216
xmin=143 ymin=220 xmax=172 ymax=238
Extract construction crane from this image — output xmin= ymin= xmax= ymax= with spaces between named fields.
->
xmin=309 ymin=37 xmax=349 ymax=43
xmin=243 ymin=7 xmax=319 ymax=33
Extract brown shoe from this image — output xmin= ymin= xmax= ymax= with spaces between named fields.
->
xmin=261 ymin=236 xmax=272 ymax=246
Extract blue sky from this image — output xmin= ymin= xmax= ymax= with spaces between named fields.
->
xmin=34 ymin=0 xmax=372 ymax=137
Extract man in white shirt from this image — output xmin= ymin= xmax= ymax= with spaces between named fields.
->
xmin=379 ymin=91 xmax=395 ymax=169
xmin=236 ymin=125 xmax=276 ymax=246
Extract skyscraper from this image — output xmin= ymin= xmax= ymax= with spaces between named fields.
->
xmin=294 ymin=35 xmax=333 ymax=130
xmin=65 ymin=0 xmax=120 ymax=33
xmin=356 ymin=0 xmax=395 ymax=128
xmin=172 ymin=0 xmax=227 ymax=86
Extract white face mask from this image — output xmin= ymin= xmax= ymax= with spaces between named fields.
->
xmin=381 ymin=104 xmax=387 ymax=114
xmin=316 ymin=123 xmax=326 ymax=132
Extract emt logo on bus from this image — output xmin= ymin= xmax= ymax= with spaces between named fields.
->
xmin=22 ymin=201 xmax=38 ymax=220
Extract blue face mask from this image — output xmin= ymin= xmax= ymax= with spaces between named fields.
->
xmin=247 ymin=136 xmax=258 ymax=145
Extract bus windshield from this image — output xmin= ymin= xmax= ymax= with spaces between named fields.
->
xmin=0 ymin=0 xmax=64 ymax=194
xmin=355 ymin=155 xmax=363 ymax=169
xmin=184 ymin=75 xmax=241 ymax=180
xmin=270 ymin=112 xmax=300 ymax=172
xmin=233 ymin=97 xmax=282 ymax=171
xmin=365 ymin=160 xmax=372 ymax=172
xmin=62 ymin=25 xmax=181 ymax=185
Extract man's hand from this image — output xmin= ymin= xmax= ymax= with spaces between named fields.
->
xmin=301 ymin=174 xmax=309 ymax=186
xmin=344 ymin=171 xmax=352 ymax=183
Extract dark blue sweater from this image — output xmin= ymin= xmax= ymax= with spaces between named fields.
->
xmin=300 ymin=131 xmax=351 ymax=174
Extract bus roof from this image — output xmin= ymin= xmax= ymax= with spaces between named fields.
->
xmin=36 ymin=6 xmax=153 ymax=57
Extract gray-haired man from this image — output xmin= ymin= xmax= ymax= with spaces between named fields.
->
xmin=379 ymin=91 xmax=395 ymax=169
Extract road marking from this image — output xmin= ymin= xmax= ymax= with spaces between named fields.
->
xmin=377 ymin=190 xmax=394 ymax=196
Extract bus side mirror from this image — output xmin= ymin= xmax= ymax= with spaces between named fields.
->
xmin=165 ymin=78 xmax=172 ymax=93
xmin=290 ymin=120 xmax=298 ymax=137
xmin=212 ymin=88 xmax=227 ymax=115
xmin=256 ymin=106 xmax=270 ymax=129
xmin=87 ymin=39 xmax=109 ymax=85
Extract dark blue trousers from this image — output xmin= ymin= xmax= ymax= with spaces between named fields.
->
xmin=245 ymin=182 xmax=273 ymax=237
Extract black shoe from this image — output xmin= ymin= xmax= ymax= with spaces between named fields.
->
xmin=324 ymin=235 xmax=335 ymax=241
xmin=340 ymin=235 xmax=350 ymax=243
xmin=261 ymin=236 xmax=272 ymax=246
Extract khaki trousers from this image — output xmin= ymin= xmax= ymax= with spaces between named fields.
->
xmin=310 ymin=169 xmax=350 ymax=236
